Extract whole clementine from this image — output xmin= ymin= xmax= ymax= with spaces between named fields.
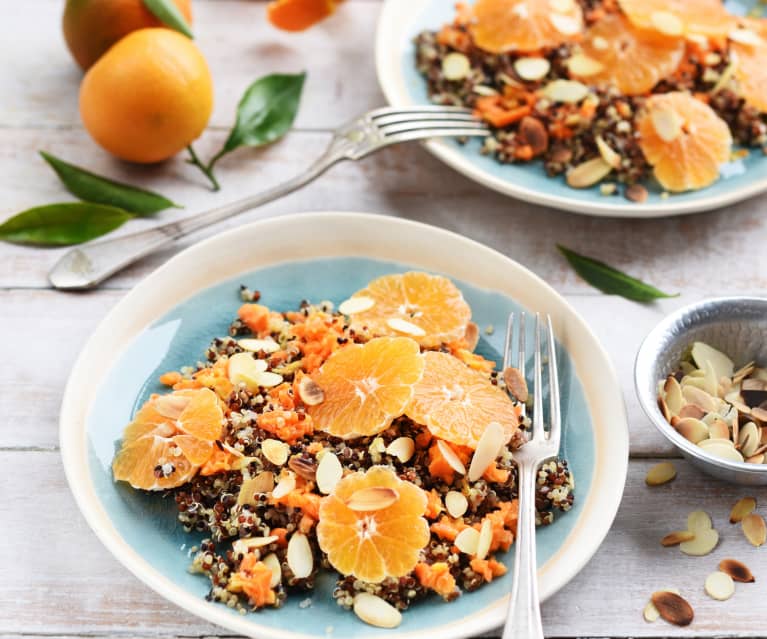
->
xmin=79 ymin=28 xmax=213 ymax=164
xmin=63 ymin=0 xmax=193 ymax=70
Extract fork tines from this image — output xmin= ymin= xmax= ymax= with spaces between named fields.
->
xmin=369 ymin=105 xmax=489 ymax=138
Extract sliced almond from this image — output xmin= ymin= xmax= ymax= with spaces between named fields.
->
xmin=503 ymin=366 xmax=528 ymax=402
xmin=729 ymin=28 xmax=764 ymax=46
xmin=643 ymin=600 xmax=660 ymax=623
xmin=650 ymin=106 xmax=683 ymax=142
xmin=698 ymin=436 xmax=736 ymax=450
xmin=445 ymin=491 xmax=469 ymax=518
xmin=386 ymin=317 xmax=426 ymax=337
xmin=733 ymin=362 xmax=756 ymax=385
xmin=262 ymin=552 xmax=282 ymax=588
xmin=346 ymin=487 xmax=399 ymax=511
xmin=237 ymin=471 xmax=275 ymax=506
xmin=687 ymin=510 xmax=713 ymax=532
xmin=550 ymin=12 xmax=582 ymax=36
xmin=386 ymin=436 xmax=415 ymax=463
xmin=353 ymin=593 xmax=402 ymax=629
xmin=442 ymin=52 xmax=471 ymax=81
xmin=566 ymin=157 xmax=613 ymax=188
xmin=297 ymin=375 xmax=324 ymax=406
xmin=468 ymin=421 xmax=507 ymax=481
xmin=315 ymin=451 xmax=343 ymax=495
xmin=232 ymin=535 xmax=279 ymax=556
xmin=681 ymin=385 xmax=719 ymax=412
xmin=738 ymin=421 xmax=760 ymax=458
xmin=742 ymin=513 xmax=767 ymax=547
xmin=568 ymin=53 xmax=605 ymax=77
xmin=704 ymin=571 xmax=735 ymax=601
xmin=650 ymin=10 xmax=684 ymax=36
xmin=679 ymin=404 xmax=706 ymax=420
xmin=514 ymin=56 xmax=551 ymax=81
xmin=595 ymin=135 xmax=621 ymax=169
xmin=674 ymin=417 xmax=709 ymax=444
xmin=253 ymin=370 xmax=284 ymax=388
xmin=287 ymin=532 xmax=313 ymax=579
xmin=708 ymin=418 xmax=730 ymax=440
xmin=701 ymin=440 xmax=745 ymax=463
xmin=592 ymin=35 xmax=609 ymax=50
xmin=729 ymin=497 xmax=757 ymax=523
xmin=645 ymin=461 xmax=677 ymax=486
xmin=650 ymin=591 xmax=694 ymax=626
xmin=476 ymin=519 xmax=493 ymax=560
xmin=272 ymin=471 xmax=296 ymax=499
xmin=542 ymin=79 xmax=589 ymax=104
xmin=262 ymin=439 xmax=289 ymax=466
xmin=660 ymin=530 xmax=695 ymax=546
xmin=747 ymin=453 xmax=765 ymax=464
xmin=228 ymin=352 xmax=268 ymax=389
xmin=437 ymin=440 xmax=466 ymax=475
xmin=464 ymin=322 xmax=480 ymax=351
xmin=455 ymin=527 xmax=481 ymax=555
xmin=155 ymin=394 xmax=191 ymax=419
xmin=719 ymin=558 xmax=755 ymax=583
xmin=680 ymin=528 xmax=719 ymax=556
xmin=238 ymin=337 xmax=280 ymax=354
xmin=691 ymin=342 xmax=734 ymax=381
xmin=338 ymin=296 xmax=375 ymax=315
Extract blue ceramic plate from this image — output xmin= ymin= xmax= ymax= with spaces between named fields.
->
xmin=60 ymin=212 xmax=629 ymax=639
xmin=376 ymin=0 xmax=765 ymax=217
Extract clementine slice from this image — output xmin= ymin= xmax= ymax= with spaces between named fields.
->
xmin=112 ymin=434 xmax=198 ymax=490
xmin=470 ymin=0 xmax=584 ymax=53
xmin=406 ymin=351 xmax=520 ymax=449
xmin=731 ymin=19 xmax=767 ymax=112
xmin=308 ymin=337 xmax=424 ymax=438
xmin=572 ymin=13 xmax=684 ymax=95
xmin=637 ymin=92 xmax=732 ymax=192
xmin=175 ymin=387 xmax=225 ymax=441
xmin=617 ymin=0 xmax=735 ymax=39
xmin=348 ymin=272 xmax=471 ymax=348
xmin=316 ymin=466 xmax=430 ymax=583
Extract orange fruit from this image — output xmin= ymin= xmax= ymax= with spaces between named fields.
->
xmin=175 ymin=387 xmax=225 ymax=440
xmin=470 ymin=0 xmax=584 ymax=54
xmin=348 ymin=272 xmax=471 ymax=349
xmin=637 ymin=92 xmax=732 ymax=192
xmin=406 ymin=351 xmax=520 ymax=449
xmin=267 ymin=0 xmax=338 ymax=32
xmin=731 ymin=19 xmax=767 ymax=112
xmin=79 ymin=28 xmax=213 ymax=163
xmin=316 ymin=466 xmax=430 ymax=583
xmin=617 ymin=0 xmax=735 ymax=39
xmin=572 ymin=13 xmax=684 ymax=95
xmin=112 ymin=433 xmax=200 ymax=490
xmin=63 ymin=0 xmax=193 ymax=70
xmin=308 ymin=337 xmax=424 ymax=438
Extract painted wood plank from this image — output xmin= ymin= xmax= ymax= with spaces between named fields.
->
xmin=2 ymin=128 xmax=767 ymax=293
xmin=1 ymin=451 xmax=765 ymax=636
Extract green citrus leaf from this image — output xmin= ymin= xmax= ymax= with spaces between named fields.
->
xmin=40 ymin=151 xmax=180 ymax=216
xmin=557 ymin=244 xmax=679 ymax=302
xmin=142 ymin=0 xmax=194 ymax=38
xmin=0 ymin=203 xmax=133 ymax=246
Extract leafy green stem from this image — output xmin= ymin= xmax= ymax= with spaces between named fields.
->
xmin=186 ymin=144 xmax=221 ymax=191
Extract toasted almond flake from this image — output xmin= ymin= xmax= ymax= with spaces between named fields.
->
xmin=659 ymin=397 xmax=672 ymax=421
xmin=705 ymin=571 xmax=735 ymax=601
xmin=729 ymin=28 xmax=764 ymax=46
xmin=254 ymin=371 xmax=284 ymax=388
xmin=680 ymin=528 xmax=719 ymax=556
xmin=272 ymin=471 xmax=296 ymax=499
xmin=691 ymin=342 xmax=734 ymax=381
xmin=739 ymin=421 xmax=760 ymax=458
xmin=297 ymin=376 xmax=325 ymax=406
xmin=262 ymin=439 xmax=289 ymax=466
xmin=353 ymin=593 xmax=402 ymax=629
xmin=568 ymin=53 xmax=605 ymax=77
xmin=514 ymin=56 xmax=551 ymax=81
xmin=464 ymin=322 xmax=480 ymax=351
xmin=651 ymin=10 xmax=683 ymax=36
xmin=645 ymin=461 xmax=677 ymax=486
xmin=542 ymin=79 xmax=589 ymax=103
xmin=681 ymin=385 xmax=719 ymax=412
xmin=346 ymin=487 xmax=400 ymax=511
xmin=719 ymin=558 xmax=755 ymax=583
xmin=687 ymin=510 xmax=713 ymax=532
xmin=503 ymin=366 xmax=528 ymax=402
xmin=675 ymin=417 xmax=709 ymax=444
xmin=237 ymin=471 xmax=275 ymax=506
xmin=661 ymin=530 xmax=695 ymax=546
xmin=595 ymin=135 xmax=621 ymax=168
xmin=700 ymin=440 xmax=745 ymax=463
xmin=650 ymin=106 xmax=683 ymax=142
xmin=468 ymin=421 xmax=507 ymax=481
xmin=679 ymin=404 xmax=706 ymax=420
xmin=386 ymin=317 xmax=426 ymax=337
xmin=708 ymin=418 xmax=730 ymax=440
xmin=316 ymin=451 xmax=343 ymax=495
xmin=643 ymin=600 xmax=660 ymax=622
xmin=742 ymin=513 xmax=767 ymax=546
xmin=386 ymin=436 xmax=416 ymax=463
xmin=232 ymin=535 xmax=279 ymax=556
xmin=476 ymin=519 xmax=493 ymax=560
xmin=751 ymin=407 xmax=767 ymax=422
xmin=228 ymin=352 xmax=268 ymax=389
xmin=729 ymin=496 xmax=757 ymax=523
xmin=287 ymin=532 xmax=313 ymax=579
xmin=734 ymin=362 xmax=756 ymax=385
xmin=437 ymin=439 xmax=466 ymax=475
xmin=445 ymin=491 xmax=469 ymax=518
xmin=650 ymin=591 xmax=694 ymax=626
xmin=338 ymin=296 xmax=375 ymax=315
xmin=592 ymin=35 xmax=609 ymax=50
xmin=550 ymin=12 xmax=581 ymax=35
xmin=262 ymin=552 xmax=282 ymax=588
xmin=442 ymin=52 xmax=471 ymax=81
xmin=455 ymin=527 xmax=481 ymax=555
xmin=566 ymin=157 xmax=613 ymax=188
xmin=237 ymin=338 xmax=280 ymax=354
xmin=747 ymin=453 xmax=765 ymax=464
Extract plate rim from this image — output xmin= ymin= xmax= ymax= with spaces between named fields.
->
xmin=374 ymin=0 xmax=767 ymax=218
xmin=59 ymin=211 xmax=629 ymax=639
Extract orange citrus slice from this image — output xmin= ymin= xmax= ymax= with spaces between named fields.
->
xmin=572 ymin=13 xmax=684 ymax=95
xmin=637 ymin=92 xmax=732 ymax=192
xmin=731 ymin=19 xmax=767 ymax=112
xmin=470 ymin=0 xmax=584 ymax=53
xmin=112 ymin=434 xmax=200 ymax=490
xmin=308 ymin=337 xmax=424 ymax=438
xmin=617 ymin=0 xmax=735 ymax=39
xmin=316 ymin=466 xmax=430 ymax=583
xmin=406 ymin=351 xmax=520 ymax=449
xmin=347 ymin=272 xmax=471 ymax=348
xmin=175 ymin=387 xmax=225 ymax=441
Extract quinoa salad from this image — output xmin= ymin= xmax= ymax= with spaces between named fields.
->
xmin=111 ymin=271 xmax=574 ymax=629
xmin=414 ymin=0 xmax=767 ymax=201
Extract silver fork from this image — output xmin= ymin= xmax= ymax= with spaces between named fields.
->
xmin=502 ymin=312 xmax=561 ymax=639
xmin=48 ymin=106 xmax=489 ymax=290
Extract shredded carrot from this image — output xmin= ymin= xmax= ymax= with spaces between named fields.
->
xmin=298 ymin=513 xmax=316 ymax=534
xmin=482 ymin=462 xmax=511 ymax=484
xmin=257 ymin=409 xmax=314 ymax=443
xmin=473 ymin=501 xmax=518 ymax=553
xmin=579 ymin=100 xmax=597 ymax=120
xmin=427 ymin=440 xmax=471 ymax=484
xmin=306 ymin=441 xmax=324 ymax=455
xmin=178 ymin=359 xmax=233 ymax=400
xmin=437 ymin=25 xmax=471 ymax=52
xmin=238 ymin=303 xmax=272 ymax=335
xmin=415 ymin=431 xmax=433 ymax=450
xmin=159 ymin=371 xmax=182 ymax=386
xmin=414 ymin=562 xmax=457 ymax=598
xmin=270 ymin=527 xmax=289 ymax=547
xmin=450 ymin=347 xmax=496 ymax=373
xmin=270 ymin=489 xmax=322 ymax=521
xmin=470 ymin=557 xmax=507 ymax=582
xmin=549 ymin=121 xmax=574 ymax=140
xmin=475 ymin=95 xmax=533 ymax=128
xmin=289 ymin=311 xmax=346 ymax=372
xmin=228 ymin=554 xmax=276 ymax=607
xmin=430 ymin=515 xmax=468 ymax=542
xmin=514 ymin=145 xmax=534 ymax=161
xmin=269 ymin=382 xmax=296 ymax=411
xmin=425 ymin=489 xmax=444 ymax=520
xmin=199 ymin=447 xmax=238 ymax=476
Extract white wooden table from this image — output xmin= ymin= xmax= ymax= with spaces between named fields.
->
xmin=2 ymin=1 xmax=766 ymax=637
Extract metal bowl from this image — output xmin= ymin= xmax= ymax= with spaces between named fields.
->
xmin=635 ymin=297 xmax=767 ymax=486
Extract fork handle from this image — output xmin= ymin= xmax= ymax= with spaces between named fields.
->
xmin=47 ymin=151 xmax=340 ymax=290
xmin=503 ymin=462 xmax=544 ymax=639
